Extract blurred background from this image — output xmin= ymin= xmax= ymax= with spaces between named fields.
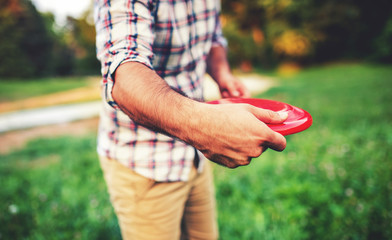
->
xmin=0 ymin=0 xmax=391 ymax=239
xmin=1 ymin=0 xmax=392 ymax=78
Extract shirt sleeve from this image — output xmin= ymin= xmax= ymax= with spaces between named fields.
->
xmin=94 ymin=0 xmax=156 ymax=109
xmin=211 ymin=0 xmax=228 ymax=49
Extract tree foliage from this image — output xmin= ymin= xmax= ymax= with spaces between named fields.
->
xmin=221 ymin=0 xmax=392 ymax=68
xmin=0 ymin=0 xmax=54 ymax=78
xmin=0 ymin=0 xmax=98 ymax=79
xmin=1 ymin=0 xmax=391 ymax=78
xmin=64 ymin=5 xmax=100 ymax=76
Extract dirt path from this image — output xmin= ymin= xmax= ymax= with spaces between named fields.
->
xmin=0 ymin=118 xmax=99 ymax=154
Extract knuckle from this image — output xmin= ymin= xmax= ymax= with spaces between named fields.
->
xmin=250 ymin=148 xmax=263 ymax=158
xmin=239 ymin=157 xmax=252 ymax=166
xmin=228 ymin=158 xmax=251 ymax=168
xmin=243 ymin=159 xmax=252 ymax=166
xmin=227 ymin=163 xmax=239 ymax=169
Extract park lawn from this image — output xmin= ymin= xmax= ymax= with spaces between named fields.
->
xmin=1 ymin=63 xmax=391 ymax=239
xmin=0 ymin=76 xmax=97 ymax=102
xmin=214 ymin=63 xmax=392 ymax=239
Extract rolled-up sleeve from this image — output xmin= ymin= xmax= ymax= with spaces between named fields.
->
xmin=211 ymin=0 xmax=227 ymax=49
xmin=94 ymin=0 xmax=155 ymax=109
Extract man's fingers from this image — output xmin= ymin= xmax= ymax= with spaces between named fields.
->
xmin=246 ymin=105 xmax=287 ymax=152
xmin=233 ymin=81 xmax=251 ymax=98
xmin=265 ymin=131 xmax=287 ymax=152
xmin=221 ymin=90 xmax=230 ymax=98
xmin=225 ymin=81 xmax=240 ymax=97
xmin=240 ymin=88 xmax=251 ymax=98
xmin=221 ymin=80 xmax=250 ymax=98
xmin=249 ymin=105 xmax=288 ymax=124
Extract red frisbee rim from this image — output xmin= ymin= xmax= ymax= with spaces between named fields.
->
xmin=207 ymin=98 xmax=313 ymax=136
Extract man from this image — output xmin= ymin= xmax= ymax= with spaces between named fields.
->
xmin=94 ymin=0 xmax=287 ymax=239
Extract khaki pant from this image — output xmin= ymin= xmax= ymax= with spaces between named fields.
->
xmin=99 ymin=156 xmax=218 ymax=240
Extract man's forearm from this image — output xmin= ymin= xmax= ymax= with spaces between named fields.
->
xmin=206 ymin=45 xmax=231 ymax=83
xmin=113 ymin=62 xmax=202 ymax=140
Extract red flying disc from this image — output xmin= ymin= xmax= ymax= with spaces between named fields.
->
xmin=208 ymin=98 xmax=313 ymax=136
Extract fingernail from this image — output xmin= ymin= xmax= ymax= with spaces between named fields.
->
xmin=278 ymin=112 xmax=288 ymax=120
xmin=233 ymin=91 xmax=240 ymax=97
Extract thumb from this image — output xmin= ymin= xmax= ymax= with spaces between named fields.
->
xmin=249 ymin=106 xmax=288 ymax=124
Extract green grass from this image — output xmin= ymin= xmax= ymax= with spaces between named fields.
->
xmin=214 ymin=63 xmax=392 ymax=239
xmin=1 ymin=63 xmax=391 ymax=239
xmin=0 ymin=76 xmax=95 ymax=102
xmin=0 ymin=136 xmax=121 ymax=240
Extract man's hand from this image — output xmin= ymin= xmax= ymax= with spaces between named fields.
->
xmin=185 ymin=103 xmax=287 ymax=168
xmin=206 ymin=45 xmax=250 ymax=99
xmin=216 ymin=73 xmax=251 ymax=98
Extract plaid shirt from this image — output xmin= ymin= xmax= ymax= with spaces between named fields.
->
xmin=94 ymin=0 xmax=227 ymax=181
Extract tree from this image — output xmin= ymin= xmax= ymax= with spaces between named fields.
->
xmin=221 ymin=0 xmax=392 ymax=69
xmin=0 ymin=0 xmax=54 ymax=78
xmin=40 ymin=12 xmax=75 ymax=76
xmin=65 ymin=4 xmax=100 ymax=75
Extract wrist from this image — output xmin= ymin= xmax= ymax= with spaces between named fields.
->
xmin=176 ymin=101 xmax=216 ymax=151
xmin=213 ymin=69 xmax=233 ymax=84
